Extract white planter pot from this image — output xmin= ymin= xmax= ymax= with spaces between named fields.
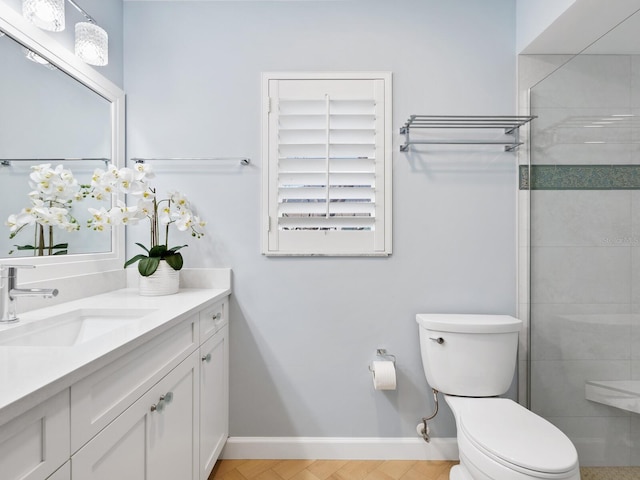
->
xmin=138 ymin=260 xmax=179 ymax=296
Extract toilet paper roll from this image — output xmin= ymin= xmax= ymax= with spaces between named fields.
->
xmin=371 ymin=360 xmax=396 ymax=390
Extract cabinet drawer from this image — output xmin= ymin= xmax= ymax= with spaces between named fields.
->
xmin=0 ymin=389 xmax=70 ymax=480
xmin=199 ymin=299 xmax=227 ymax=341
xmin=71 ymin=315 xmax=198 ymax=452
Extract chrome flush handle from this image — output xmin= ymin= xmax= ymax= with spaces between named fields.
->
xmin=429 ymin=337 xmax=445 ymax=345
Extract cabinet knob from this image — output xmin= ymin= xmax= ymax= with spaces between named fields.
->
xmin=202 ymin=353 xmax=212 ymax=362
xmin=151 ymin=391 xmax=173 ymax=412
xmin=162 ymin=391 xmax=174 ymax=404
xmin=212 ymin=312 xmax=221 ymax=321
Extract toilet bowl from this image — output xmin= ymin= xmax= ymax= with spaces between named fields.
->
xmin=416 ymin=314 xmax=580 ymax=480
xmin=446 ymin=396 xmax=580 ymax=480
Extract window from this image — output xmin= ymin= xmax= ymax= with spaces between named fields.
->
xmin=261 ymin=72 xmax=392 ymax=256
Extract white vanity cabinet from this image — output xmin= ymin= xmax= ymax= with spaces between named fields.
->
xmin=72 ymin=351 xmax=200 ymax=480
xmin=0 ymin=292 xmax=230 ymax=480
xmin=199 ymin=300 xmax=229 ymax=479
xmin=71 ymin=297 xmax=230 ymax=480
xmin=0 ymin=389 xmax=70 ymax=480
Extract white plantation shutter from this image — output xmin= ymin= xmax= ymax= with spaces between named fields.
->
xmin=262 ymin=73 xmax=392 ymax=256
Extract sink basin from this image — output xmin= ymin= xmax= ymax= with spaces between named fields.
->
xmin=0 ymin=308 xmax=156 ymax=347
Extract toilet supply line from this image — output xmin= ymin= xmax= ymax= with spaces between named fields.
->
xmin=417 ymin=388 xmax=439 ymax=443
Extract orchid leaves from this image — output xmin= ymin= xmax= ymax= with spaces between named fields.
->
xmin=124 ymin=243 xmax=187 ymax=276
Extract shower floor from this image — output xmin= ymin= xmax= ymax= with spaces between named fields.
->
xmin=581 ymin=467 xmax=640 ymax=479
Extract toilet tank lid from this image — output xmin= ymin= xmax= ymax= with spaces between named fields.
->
xmin=416 ymin=314 xmax=522 ymax=333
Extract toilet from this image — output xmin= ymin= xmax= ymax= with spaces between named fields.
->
xmin=416 ymin=314 xmax=580 ymax=480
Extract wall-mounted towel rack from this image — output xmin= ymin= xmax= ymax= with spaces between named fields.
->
xmin=130 ymin=157 xmax=251 ymax=166
xmin=399 ymin=115 xmax=536 ymax=152
xmin=1 ymin=158 xmax=110 ymax=166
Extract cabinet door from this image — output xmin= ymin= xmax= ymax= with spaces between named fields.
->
xmin=72 ymin=352 xmax=199 ymax=480
xmin=0 ymin=389 xmax=69 ymax=480
xmin=199 ymin=325 xmax=229 ymax=480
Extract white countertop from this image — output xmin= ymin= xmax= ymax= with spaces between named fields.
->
xmin=0 ymin=286 xmax=230 ymax=425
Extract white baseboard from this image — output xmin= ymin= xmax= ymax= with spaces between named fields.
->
xmin=221 ymin=437 xmax=459 ymax=460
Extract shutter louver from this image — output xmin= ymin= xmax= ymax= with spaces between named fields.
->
xmin=277 ymin=98 xmax=377 ymax=232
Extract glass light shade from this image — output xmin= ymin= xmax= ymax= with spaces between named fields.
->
xmin=22 ymin=0 xmax=65 ymax=32
xmin=75 ymin=22 xmax=108 ymax=66
xmin=23 ymin=47 xmax=55 ymax=69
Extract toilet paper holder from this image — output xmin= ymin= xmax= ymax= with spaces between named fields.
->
xmin=368 ymin=348 xmax=396 ymax=371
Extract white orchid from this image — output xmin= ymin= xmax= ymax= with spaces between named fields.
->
xmin=85 ymin=163 xmax=205 ymax=276
xmin=107 ymin=201 xmax=142 ymax=226
xmin=6 ymin=163 xmax=82 ymax=256
xmin=174 ymin=208 xmax=194 ymax=232
xmin=133 ymin=161 xmax=155 ymax=180
xmin=136 ymin=198 xmax=155 ymax=218
xmin=87 ymin=207 xmax=110 ymax=231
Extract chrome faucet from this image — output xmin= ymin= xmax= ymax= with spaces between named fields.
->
xmin=0 ymin=265 xmax=58 ymax=323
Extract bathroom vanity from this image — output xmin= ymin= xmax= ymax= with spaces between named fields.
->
xmin=0 ymin=286 xmax=230 ymax=480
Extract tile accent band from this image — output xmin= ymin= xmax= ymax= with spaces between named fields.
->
xmin=519 ymin=165 xmax=640 ymax=190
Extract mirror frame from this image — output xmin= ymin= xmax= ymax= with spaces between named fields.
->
xmin=0 ymin=5 xmax=125 ymax=284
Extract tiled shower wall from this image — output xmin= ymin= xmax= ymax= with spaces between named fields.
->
xmin=520 ymin=54 xmax=640 ymax=467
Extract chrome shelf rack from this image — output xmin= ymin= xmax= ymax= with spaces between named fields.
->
xmin=399 ymin=115 xmax=536 ymax=152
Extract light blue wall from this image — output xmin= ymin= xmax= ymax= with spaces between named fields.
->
xmin=0 ymin=0 xmax=124 ymax=87
xmin=124 ymin=0 xmax=517 ymax=438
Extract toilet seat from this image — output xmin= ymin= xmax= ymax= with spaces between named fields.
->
xmin=457 ymin=398 xmax=578 ymax=476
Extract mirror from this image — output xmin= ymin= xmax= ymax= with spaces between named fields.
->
xmin=0 ymin=5 xmax=125 ymax=281
xmin=0 ymin=30 xmax=112 ymax=257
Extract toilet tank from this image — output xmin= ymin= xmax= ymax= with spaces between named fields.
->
xmin=416 ymin=314 xmax=522 ymax=397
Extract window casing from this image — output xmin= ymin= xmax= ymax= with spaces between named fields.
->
xmin=262 ymin=72 xmax=392 ymax=256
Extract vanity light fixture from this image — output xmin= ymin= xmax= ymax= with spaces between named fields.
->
xmin=67 ymin=0 xmax=108 ymax=66
xmin=21 ymin=0 xmax=108 ymax=66
xmin=23 ymin=47 xmax=56 ymax=69
xmin=75 ymin=21 xmax=108 ymax=66
xmin=22 ymin=0 xmax=65 ymax=32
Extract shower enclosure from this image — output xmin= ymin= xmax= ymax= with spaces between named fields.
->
xmin=522 ymin=9 xmax=640 ymax=470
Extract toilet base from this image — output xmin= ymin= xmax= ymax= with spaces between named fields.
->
xmin=449 ymin=464 xmax=474 ymax=480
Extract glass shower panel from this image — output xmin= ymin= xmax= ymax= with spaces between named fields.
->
xmin=529 ymin=49 xmax=640 ymax=467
